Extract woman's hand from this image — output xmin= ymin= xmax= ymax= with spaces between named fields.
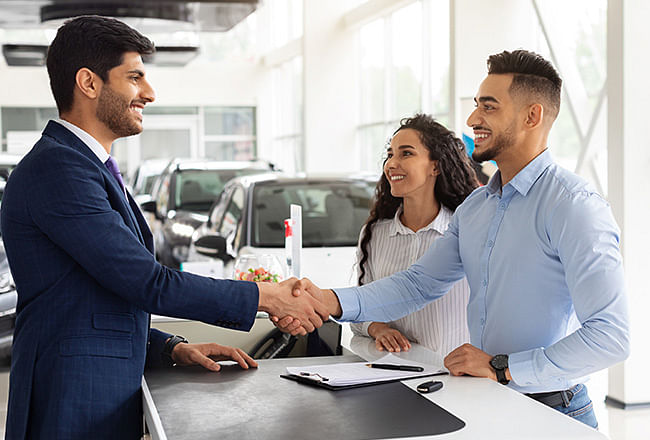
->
xmin=368 ymin=322 xmax=411 ymax=352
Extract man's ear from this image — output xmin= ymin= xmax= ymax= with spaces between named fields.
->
xmin=74 ymin=67 xmax=101 ymax=100
xmin=525 ymin=103 xmax=544 ymax=129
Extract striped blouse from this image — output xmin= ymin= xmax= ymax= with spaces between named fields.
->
xmin=350 ymin=205 xmax=470 ymax=357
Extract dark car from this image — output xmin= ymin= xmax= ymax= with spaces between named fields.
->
xmin=0 ymin=225 xmax=17 ymax=361
xmin=142 ymin=158 xmax=276 ymax=269
xmin=186 ymin=173 xmax=376 ymax=287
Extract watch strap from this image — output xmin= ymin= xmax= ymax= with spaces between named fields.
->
xmin=495 ymin=367 xmax=508 ymax=385
xmin=162 ymin=334 xmax=188 ymax=366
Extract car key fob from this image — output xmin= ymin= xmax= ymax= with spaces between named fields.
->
xmin=417 ymin=380 xmax=443 ymax=393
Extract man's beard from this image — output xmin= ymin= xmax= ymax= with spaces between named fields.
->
xmin=96 ymin=84 xmax=142 ymax=138
xmin=472 ymin=122 xmax=516 ymax=163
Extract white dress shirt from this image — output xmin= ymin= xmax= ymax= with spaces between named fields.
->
xmin=55 ymin=119 xmax=109 ymax=163
xmin=350 ymin=205 xmax=470 ymax=357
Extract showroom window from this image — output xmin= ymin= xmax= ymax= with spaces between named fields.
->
xmin=0 ymin=107 xmax=57 ymax=153
xmin=530 ymin=0 xmax=607 ymax=194
xmin=269 ymin=0 xmax=303 ymax=50
xmin=356 ymin=0 xmax=450 ymax=172
xmin=271 ymin=56 xmax=303 ymax=174
xmin=203 ymin=106 xmax=257 ymax=161
xmin=258 ymin=0 xmax=305 ymax=174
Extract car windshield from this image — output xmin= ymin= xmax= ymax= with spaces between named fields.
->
xmin=252 ymin=181 xmax=375 ymax=247
xmin=175 ymin=168 xmax=266 ymax=212
xmin=142 ymin=175 xmax=159 ymax=195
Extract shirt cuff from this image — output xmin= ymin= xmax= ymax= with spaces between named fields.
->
xmin=508 ymin=348 xmax=539 ymax=387
xmin=332 ymin=287 xmax=361 ymax=321
xmin=509 ymin=347 xmax=570 ymax=391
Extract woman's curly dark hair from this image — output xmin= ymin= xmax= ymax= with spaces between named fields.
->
xmin=358 ymin=114 xmax=479 ymax=285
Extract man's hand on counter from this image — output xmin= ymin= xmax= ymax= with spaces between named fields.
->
xmin=171 ymin=342 xmax=258 ymax=372
xmin=443 ymin=343 xmax=512 ymax=382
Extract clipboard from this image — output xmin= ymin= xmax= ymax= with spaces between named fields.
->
xmin=280 ymin=371 xmax=448 ymax=391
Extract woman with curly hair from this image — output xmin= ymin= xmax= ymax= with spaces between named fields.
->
xmin=350 ymin=114 xmax=479 ymax=356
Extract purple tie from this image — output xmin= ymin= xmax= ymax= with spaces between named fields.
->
xmin=105 ymin=156 xmax=125 ymax=192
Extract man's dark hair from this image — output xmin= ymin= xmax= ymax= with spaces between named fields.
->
xmin=487 ymin=49 xmax=562 ymax=121
xmin=46 ymin=15 xmax=155 ymax=114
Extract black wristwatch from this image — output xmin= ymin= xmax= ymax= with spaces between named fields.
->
xmin=162 ymin=334 xmax=188 ymax=366
xmin=490 ymin=354 xmax=510 ymax=385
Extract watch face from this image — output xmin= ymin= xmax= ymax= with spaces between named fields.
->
xmin=491 ymin=354 xmax=509 ymax=370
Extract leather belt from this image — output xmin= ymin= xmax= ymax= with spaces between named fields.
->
xmin=526 ymin=388 xmax=574 ymax=408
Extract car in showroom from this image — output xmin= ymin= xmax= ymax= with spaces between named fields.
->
xmin=142 ymin=158 xmax=276 ymax=269
xmin=0 ymin=153 xmax=23 ymax=181
xmin=128 ymin=158 xmax=170 ymax=205
xmin=185 ymin=173 xmax=376 ymax=287
xmin=0 ymin=228 xmax=17 ymax=361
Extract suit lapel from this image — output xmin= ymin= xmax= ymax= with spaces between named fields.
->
xmin=127 ymin=191 xmax=154 ymax=253
xmin=43 ymin=121 xmax=148 ymax=248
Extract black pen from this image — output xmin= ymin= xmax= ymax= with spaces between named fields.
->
xmin=365 ymin=363 xmax=424 ymax=372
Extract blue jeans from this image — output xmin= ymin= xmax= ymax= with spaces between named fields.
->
xmin=550 ymin=384 xmax=598 ymax=429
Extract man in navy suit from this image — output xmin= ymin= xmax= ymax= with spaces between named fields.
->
xmin=1 ymin=16 xmax=328 ymax=439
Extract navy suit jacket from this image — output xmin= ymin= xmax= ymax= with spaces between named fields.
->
xmin=1 ymin=121 xmax=259 ymax=439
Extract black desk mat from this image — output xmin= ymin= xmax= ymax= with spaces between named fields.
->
xmin=145 ymin=355 xmax=465 ymax=439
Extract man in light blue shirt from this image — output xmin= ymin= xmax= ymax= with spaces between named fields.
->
xmin=280 ymin=50 xmax=629 ymax=428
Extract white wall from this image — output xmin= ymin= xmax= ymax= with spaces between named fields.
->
xmin=0 ymin=67 xmax=55 ymax=107
xmin=0 ymin=59 xmax=263 ymax=109
xmin=302 ymin=0 xmax=359 ymax=173
xmin=146 ymin=62 xmax=264 ymax=107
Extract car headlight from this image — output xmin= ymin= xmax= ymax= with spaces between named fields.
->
xmin=0 ymin=271 xmax=13 ymax=294
xmin=171 ymin=222 xmax=196 ymax=238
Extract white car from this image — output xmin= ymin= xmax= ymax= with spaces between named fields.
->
xmin=186 ymin=173 xmax=376 ymax=287
xmin=128 ymin=158 xmax=170 ymax=206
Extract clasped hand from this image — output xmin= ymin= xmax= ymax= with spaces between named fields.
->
xmin=262 ymin=277 xmax=337 ymax=336
xmin=258 ymin=277 xmax=330 ymax=336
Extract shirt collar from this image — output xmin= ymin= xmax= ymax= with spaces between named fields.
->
xmin=54 ymin=119 xmax=110 ymax=164
xmin=485 ymin=149 xmax=554 ymax=197
xmin=388 ymin=204 xmax=453 ymax=237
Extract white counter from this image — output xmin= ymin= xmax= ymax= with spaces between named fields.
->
xmin=346 ymin=336 xmax=607 ymax=439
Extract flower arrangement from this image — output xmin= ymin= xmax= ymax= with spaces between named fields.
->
xmin=235 ymin=267 xmax=280 ymax=283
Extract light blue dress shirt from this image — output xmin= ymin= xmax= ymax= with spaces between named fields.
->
xmin=336 ymin=150 xmax=630 ymax=393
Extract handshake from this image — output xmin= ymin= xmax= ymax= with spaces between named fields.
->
xmin=256 ymin=278 xmax=343 ymax=336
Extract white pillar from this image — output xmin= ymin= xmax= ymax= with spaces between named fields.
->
xmin=302 ymin=0 xmax=359 ymax=173
xmin=606 ymin=0 xmax=650 ymax=409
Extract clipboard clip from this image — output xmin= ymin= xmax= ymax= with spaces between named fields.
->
xmin=299 ymin=372 xmax=329 ymax=382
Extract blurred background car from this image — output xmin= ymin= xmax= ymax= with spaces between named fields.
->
xmin=0 ymin=227 xmax=17 ymax=362
xmin=128 ymin=158 xmax=170 ymax=205
xmin=0 ymin=153 xmax=22 ymax=181
xmin=186 ymin=173 xmax=376 ymax=287
xmin=0 ymin=176 xmax=18 ymax=362
xmin=142 ymin=158 xmax=276 ymax=269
